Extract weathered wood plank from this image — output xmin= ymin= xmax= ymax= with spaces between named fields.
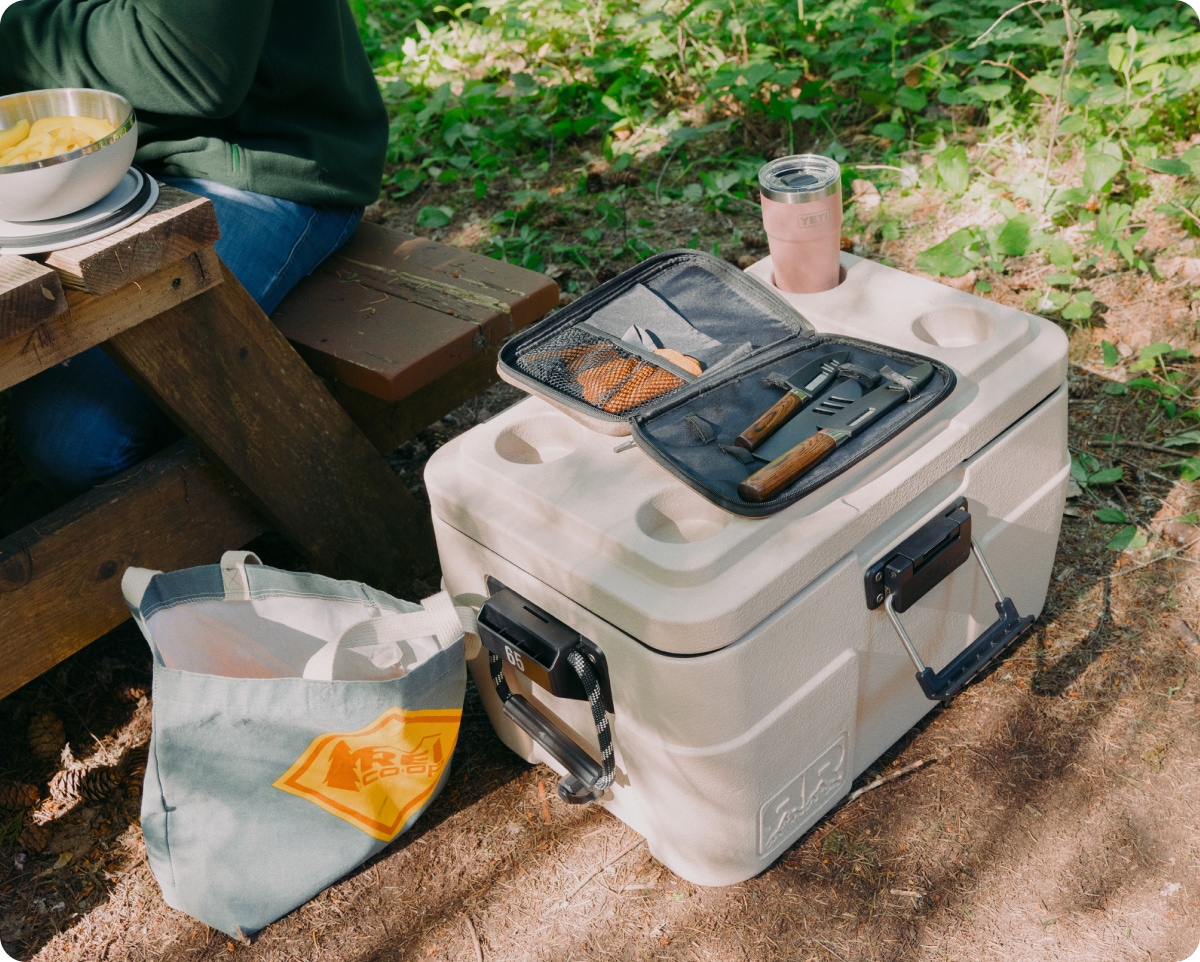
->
xmin=42 ymin=185 xmax=221 ymax=295
xmin=0 ymin=245 xmax=221 ymax=392
xmin=380 ymin=230 xmax=561 ymax=329
xmin=331 ymin=349 xmax=505 ymax=454
xmin=107 ymin=263 xmax=438 ymax=592
xmin=0 ymin=439 xmax=267 ymax=701
xmin=0 ymin=255 xmax=67 ymax=340
xmin=273 ymin=222 xmax=558 ymax=402
xmin=273 ymin=268 xmax=485 ymax=402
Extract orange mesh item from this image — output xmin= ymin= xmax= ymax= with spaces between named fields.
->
xmin=515 ymin=327 xmax=689 ymax=414
xmin=579 ymin=356 xmax=639 ymax=405
xmin=602 ymin=363 xmax=685 ymax=413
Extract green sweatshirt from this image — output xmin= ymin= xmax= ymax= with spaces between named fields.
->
xmin=0 ymin=0 xmax=388 ymax=208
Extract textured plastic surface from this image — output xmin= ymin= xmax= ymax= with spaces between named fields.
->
xmin=427 ymin=253 xmax=1069 ymax=885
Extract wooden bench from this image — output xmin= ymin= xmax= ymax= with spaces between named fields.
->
xmin=0 ymin=197 xmax=557 ymax=701
xmin=271 ymin=221 xmax=559 ymax=454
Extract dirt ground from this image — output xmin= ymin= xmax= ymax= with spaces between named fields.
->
xmin=4 ymin=161 xmax=1200 ymax=961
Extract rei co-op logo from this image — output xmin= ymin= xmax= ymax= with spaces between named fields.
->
xmin=274 ymin=707 xmax=461 ymax=841
xmin=794 ymin=207 xmax=832 ymax=229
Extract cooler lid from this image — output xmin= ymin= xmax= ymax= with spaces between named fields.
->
xmin=426 ymin=254 xmax=1067 ymax=656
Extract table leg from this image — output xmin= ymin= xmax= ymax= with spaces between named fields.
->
xmin=0 ymin=440 xmax=267 ymax=700
xmin=106 ymin=262 xmax=438 ymax=593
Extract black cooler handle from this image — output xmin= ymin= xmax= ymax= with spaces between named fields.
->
xmin=478 ymin=581 xmax=615 ymax=804
xmin=864 ymin=499 xmax=1034 ymax=702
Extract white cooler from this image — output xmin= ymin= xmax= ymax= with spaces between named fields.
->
xmin=425 ymin=252 xmax=1069 ymax=885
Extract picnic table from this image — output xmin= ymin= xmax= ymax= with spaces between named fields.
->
xmin=0 ymin=184 xmax=557 ymax=700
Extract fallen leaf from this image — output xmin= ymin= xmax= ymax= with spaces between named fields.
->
xmin=939 ymin=270 xmax=977 ymax=292
xmin=1156 ymin=256 xmax=1200 ymax=282
xmin=1159 ymin=520 xmax=1195 ymax=546
xmin=851 ymin=179 xmax=881 ymax=212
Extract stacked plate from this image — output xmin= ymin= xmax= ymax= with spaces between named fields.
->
xmin=0 ymin=165 xmax=158 ymax=256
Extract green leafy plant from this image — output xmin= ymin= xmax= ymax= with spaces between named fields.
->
xmin=1084 ymin=201 xmax=1149 ymax=271
xmin=1106 ymin=524 xmax=1149 ymax=552
xmin=358 ymin=0 xmax=1200 ymax=275
xmin=1071 ymin=453 xmax=1123 ymax=491
xmin=1092 ymin=507 xmax=1148 ymax=552
xmin=1102 ymin=342 xmax=1195 ymax=419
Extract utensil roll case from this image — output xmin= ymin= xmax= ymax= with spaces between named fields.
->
xmin=426 ymin=249 xmax=1069 ymax=885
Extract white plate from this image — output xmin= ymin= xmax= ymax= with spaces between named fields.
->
xmin=0 ymin=167 xmax=159 ymax=256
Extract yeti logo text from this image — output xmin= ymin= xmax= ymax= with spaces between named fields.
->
xmin=275 ymin=708 xmax=461 ymax=841
xmin=759 ymin=735 xmax=848 ymax=856
xmin=795 ymin=208 xmax=831 ymax=228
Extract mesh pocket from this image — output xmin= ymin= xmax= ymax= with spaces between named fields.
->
xmin=516 ymin=326 xmax=687 ymax=415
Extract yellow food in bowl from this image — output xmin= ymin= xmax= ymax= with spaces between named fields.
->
xmin=0 ymin=114 xmax=116 ymax=166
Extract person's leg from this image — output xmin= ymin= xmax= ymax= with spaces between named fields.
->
xmin=7 ymin=180 xmax=362 ymax=494
xmin=8 ymin=348 xmax=177 ymax=495
xmin=159 ymin=177 xmax=362 ymax=315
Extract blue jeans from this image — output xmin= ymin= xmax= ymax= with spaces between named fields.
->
xmin=9 ymin=178 xmax=362 ymax=494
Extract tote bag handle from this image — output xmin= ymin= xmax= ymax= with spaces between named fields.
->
xmin=121 ymin=551 xmax=263 ymax=609
xmin=123 ymin=553 xmax=480 ymax=681
xmin=302 ymin=591 xmax=480 ymax=681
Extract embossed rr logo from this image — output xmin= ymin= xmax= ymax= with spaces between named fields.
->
xmin=759 ymin=734 xmax=848 ymax=856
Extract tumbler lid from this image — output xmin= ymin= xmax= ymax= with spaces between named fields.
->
xmin=758 ymin=154 xmax=841 ymax=203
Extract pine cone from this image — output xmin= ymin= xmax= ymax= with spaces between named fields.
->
xmin=0 ymin=780 xmax=40 ymax=810
xmin=123 ymin=745 xmax=149 ymax=791
xmin=585 ymin=171 xmax=606 ymax=194
xmin=28 ymin=712 xmax=66 ymax=761
xmin=79 ymin=767 xmax=122 ymax=804
xmin=18 ymin=820 xmax=50 ymax=854
xmin=605 ymin=169 xmax=640 ymax=187
xmin=740 ymin=230 xmax=768 ymax=250
xmin=49 ymin=766 xmax=85 ymax=804
xmin=114 ymin=682 xmax=151 ymax=704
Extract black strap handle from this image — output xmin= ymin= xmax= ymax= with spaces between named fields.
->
xmin=910 ymin=597 xmax=1032 ymax=701
xmin=868 ymin=499 xmax=1034 ymax=702
xmin=488 ymin=650 xmax=615 ymax=804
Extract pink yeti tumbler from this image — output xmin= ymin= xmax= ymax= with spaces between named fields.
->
xmin=758 ymin=154 xmax=842 ymax=294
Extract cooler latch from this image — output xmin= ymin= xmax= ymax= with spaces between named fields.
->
xmin=865 ymin=499 xmax=1034 ymax=702
xmin=477 ymin=577 xmax=615 ymax=804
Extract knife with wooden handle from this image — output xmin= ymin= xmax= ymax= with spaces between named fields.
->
xmin=734 ymin=350 xmax=849 ymax=450
xmin=738 ymin=361 xmax=934 ymax=503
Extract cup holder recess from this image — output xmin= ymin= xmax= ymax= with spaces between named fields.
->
xmin=636 ymin=490 xmax=730 ymax=544
xmin=911 ymin=306 xmax=996 ymax=347
xmin=494 ymin=417 xmax=583 ymax=465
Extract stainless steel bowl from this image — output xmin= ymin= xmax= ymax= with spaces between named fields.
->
xmin=0 ymin=88 xmax=137 ymax=222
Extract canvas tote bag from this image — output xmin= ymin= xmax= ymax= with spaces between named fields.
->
xmin=121 ymin=551 xmax=477 ymax=939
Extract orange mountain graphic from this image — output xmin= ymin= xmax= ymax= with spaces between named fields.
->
xmin=274 ymin=708 xmax=461 ymax=841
